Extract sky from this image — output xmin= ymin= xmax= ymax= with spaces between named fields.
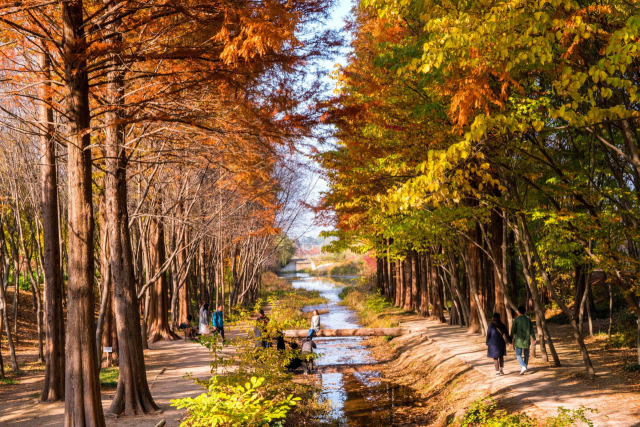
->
xmin=292 ymin=0 xmax=354 ymax=240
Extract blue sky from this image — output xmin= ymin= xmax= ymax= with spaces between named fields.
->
xmin=293 ymin=0 xmax=354 ymax=240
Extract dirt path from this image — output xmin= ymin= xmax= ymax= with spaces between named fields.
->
xmin=0 ymin=335 xmax=239 ymax=427
xmin=395 ymin=317 xmax=640 ymax=427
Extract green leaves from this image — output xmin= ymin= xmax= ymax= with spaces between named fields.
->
xmin=171 ymin=376 xmax=300 ymax=427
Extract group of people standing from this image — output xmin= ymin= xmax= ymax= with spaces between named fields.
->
xmin=486 ymin=306 xmax=537 ymax=376
xmin=185 ymin=303 xmax=322 ymax=375
xmin=196 ymin=302 xmax=226 ymax=340
xmin=253 ymin=308 xmax=320 ymax=375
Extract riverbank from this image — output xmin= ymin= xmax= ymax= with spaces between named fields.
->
xmin=342 ymin=283 xmax=640 ymax=426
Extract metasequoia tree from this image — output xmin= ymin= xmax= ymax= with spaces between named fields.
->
xmin=318 ymin=0 xmax=640 ymax=380
xmin=38 ymin=46 xmax=65 ymax=401
xmin=0 ymin=0 xmax=335 ymax=422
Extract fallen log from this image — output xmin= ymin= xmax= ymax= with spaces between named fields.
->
xmin=283 ymin=328 xmax=411 ymax=338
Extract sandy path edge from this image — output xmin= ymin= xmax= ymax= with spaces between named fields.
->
xmin=394 ymin=318 xmax=640 ymax=427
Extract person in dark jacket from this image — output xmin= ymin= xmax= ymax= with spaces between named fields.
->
xmin=286 ymin=342 xmax=303 ymax=371
xmin=256 ymin=309 xmax=270 ymax=348
xmin=486 ymin=312 xmax=511 ymax=376
xmin=301 ymin=335 xmax=317 ymax=374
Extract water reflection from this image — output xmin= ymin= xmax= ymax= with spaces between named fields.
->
xmin=284 ymin=274 xmax=415 ymax=426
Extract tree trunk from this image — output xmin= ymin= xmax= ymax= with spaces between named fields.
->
xmin=410 ymin=250 xmax=419 ymax=312
xmin=461 ymin=244 xmax=488 ymax=335
xmin=389 ymin=259 xmax=396 ymax=303
xmin=100 ymin=282 xmax=119 ymax=368
xmin=0 ymin=245 xmax=18 ymax=374
xmin=447 ymin=251 xmax=469 ymax=326
xmin=404 ymin=255 xmax=412 ymax=310
xmin=519 ymin=215 xmax=594 ymax=378
xmin=0 ymin=312 xmax=4 ymax=379
xmin=104 ymin=78 xmax=160 ymax=414
xmin=608 ymin=281 xmax=613 ymax=338
xmin=419 ymin=254 xmax=429 ymax=316
xmin=17 ymin=219 xmax=45 ymax=363
xmin=198 ymin=240 xmax=208 ymax=306
xmin=147 ymin=217 xmax=180 ymax=343
xmin=178 ymin=230 xmax=188 ymax=327
xmin=62 ymin=0 xmax=105 ymax=423
xmin=465 ymin=231 xmax=483 ymax=333
xmin=513 ymin=228 xmax=560 ymax=366
xmin=430 ymin=251 xmax=445 ymax=322
xmin=394 ymin=261 xmax=401 ymax=307
xmin=491 ymin=210 xmax=507 ymax=322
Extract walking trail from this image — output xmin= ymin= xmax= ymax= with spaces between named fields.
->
xmin=394 ymin=317 xmax=640 ymax=427
xmin=0 ymin=334 xmax=239 ymax=427
xmin=3 ymin=315 xmax=640 ymax=426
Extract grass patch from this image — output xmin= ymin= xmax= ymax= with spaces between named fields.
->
xmin=0 ymin=378 xmax=18 ymax=385
xmin=462 ymin=397 xmax=595 ymax=426
xmin=340 ymin=276 xmax=400 ymax=329
xmin=100 ymin=367 xmax=119 ymax=389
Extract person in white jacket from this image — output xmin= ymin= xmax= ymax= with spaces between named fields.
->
xmin=199 ymin=303 xmax=210 ymax=335
xmin=308 ymin=309 xmax=321 ymax=336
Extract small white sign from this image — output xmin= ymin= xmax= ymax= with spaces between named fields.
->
xmin=104 ymin=347 xmax=113 ymax=353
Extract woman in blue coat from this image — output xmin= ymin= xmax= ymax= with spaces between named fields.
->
xmin=486 ymin=312 xmax=511 ymax=376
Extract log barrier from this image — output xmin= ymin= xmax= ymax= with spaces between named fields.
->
xmin=282 ymin=328 xmax=412 ymax=338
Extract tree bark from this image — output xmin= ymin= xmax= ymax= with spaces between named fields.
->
xmin=62 ymin=0 xmax=105 ymax=423
xmin=147 ymin=217 xmax=179 ymax=343
xmin=104 ymin=75 xmax=159 ymax=414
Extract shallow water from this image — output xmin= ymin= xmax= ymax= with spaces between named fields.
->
xmin=284 ymin=273 xmax=415 ymax=426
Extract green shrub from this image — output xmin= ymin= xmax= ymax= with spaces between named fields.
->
xmin=338 ymin=286 xmax=355 ymax=300
xmin=329 ymin=261 xmax=362 ymax=276
xmin=174 ymin=297 xmax=328 ymax=426
xmin=365 ymin=293 xmax=393 ymax=314
xmin=172 ymin=376 xmax=299 ymax=427
xmin=610 ymin=317 xmax=637 ymax=349
xmin=99 ymin=367 xmax=119 ymax=389
xmin=463 ymin=398 xmax=595 ymax=427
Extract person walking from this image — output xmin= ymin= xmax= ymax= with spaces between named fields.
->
xmin=486 ymin=312 xmax=511 ymax=376
xmin=301 ymin=334 xmax=317 ymax=374
xmin=511 ymin=305 xmax=537 ymax=375
xmin=309 ymin=309 xmax=321 ymax=337
xmin=199 ymin=303 xmax=210 ymax=335
xmin=212 ymin=304 xmax=225 ymax=341
xmin=256 ymin=309 xmax=270 ymax=348
xmin=198 ymin=301 xmax=205 ymax=327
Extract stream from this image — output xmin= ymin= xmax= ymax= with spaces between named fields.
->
xmin=284 ymin=273 xmax=415 ymax=426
